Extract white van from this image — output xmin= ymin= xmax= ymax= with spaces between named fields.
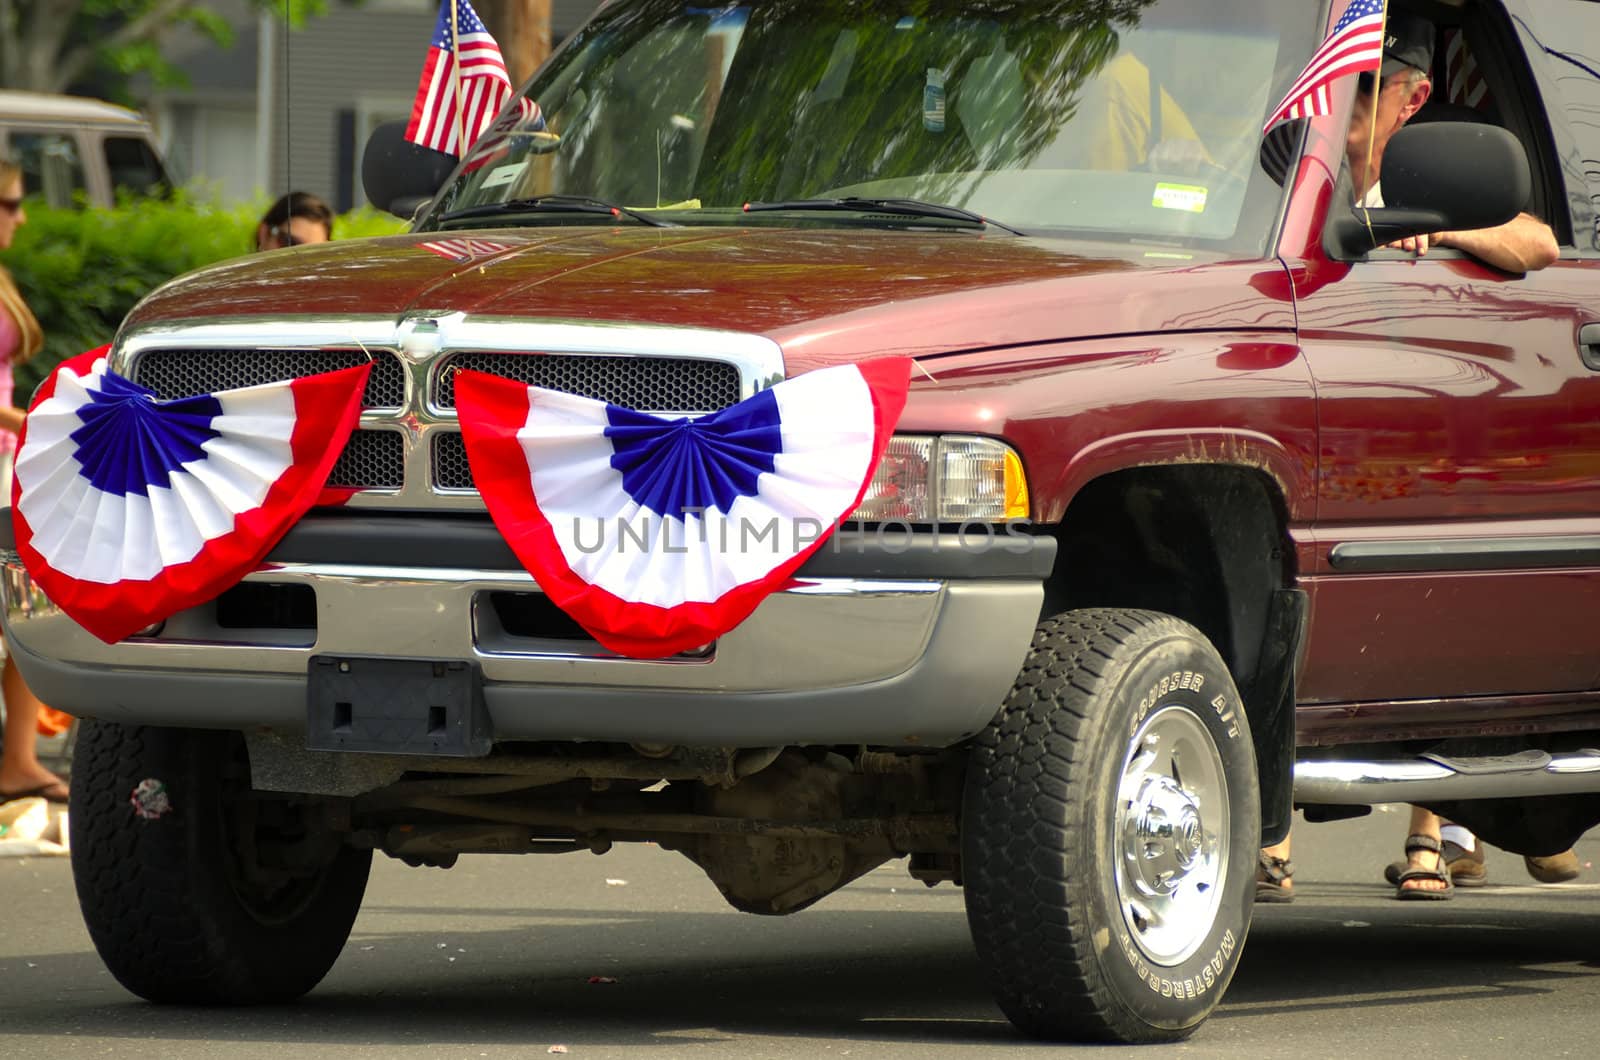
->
xmin=0 ymin=90 xmax=172 ymax=207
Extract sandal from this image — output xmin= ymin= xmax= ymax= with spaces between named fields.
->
xmin=1256 ymin=852 xmax=1294 ymax=903
xmin=1395 ymin=834 xmax=1454 ymax=901
xmin=1384 ymin=838 xmax=1486 ymax=887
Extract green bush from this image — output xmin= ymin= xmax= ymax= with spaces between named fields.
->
xmin=5 ymin=196 xmax=408 ymax=401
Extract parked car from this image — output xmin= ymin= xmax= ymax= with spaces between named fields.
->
xmin=6 ymin=0 xmax=1600 ymax=1045
xmin=0 ymin=90 xmax=172 ymax=207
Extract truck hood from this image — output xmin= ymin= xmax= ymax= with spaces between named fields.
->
xmin=126 ymin=227 xmax=1294 ymax=370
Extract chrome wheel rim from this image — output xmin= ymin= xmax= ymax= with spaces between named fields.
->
xmin=1115 ymin=703 xmax=1229 ymax=966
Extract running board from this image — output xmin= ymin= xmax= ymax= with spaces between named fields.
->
xmin=1294 ymin=748 xmax=1600 ymax=804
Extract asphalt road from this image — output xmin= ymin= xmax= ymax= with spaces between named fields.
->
xmin=2 ymin=803 xmax=1598 ymax=1059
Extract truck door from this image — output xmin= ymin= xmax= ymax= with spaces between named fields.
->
xmin=1292 ymin=0 xmax=1600 ymax=707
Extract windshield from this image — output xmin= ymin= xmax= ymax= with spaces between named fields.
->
xmin=423 ymin=0 xmax=1322 ymax=251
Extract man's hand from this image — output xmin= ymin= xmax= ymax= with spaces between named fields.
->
xmin=1434 ymin=215 xmax=1560 ymax=273
xmin=1384 ymin=231 xmax=1445 ymax=255
xmin=1380 ymin=214 xmax=1557 ymax=272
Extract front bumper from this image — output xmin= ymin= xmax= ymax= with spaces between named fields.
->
xmin=1 ymin=518 xmax=1051 ymax=749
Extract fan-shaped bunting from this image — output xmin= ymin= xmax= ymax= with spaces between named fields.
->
xmin=11 ymin=347 xmax=370 ymax=643
xmin=455 ymin=358 xmax=912 ymax=658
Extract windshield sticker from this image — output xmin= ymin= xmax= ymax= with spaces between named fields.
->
xmin=1152 ymin=183 xmax=1208 ymax=214
xmin=482 ymin=161 xmax=529 ymax=190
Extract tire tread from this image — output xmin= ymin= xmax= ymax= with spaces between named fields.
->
xmin=963 ymin=607 xmax=1241 ymax=1043
xmin=70 ymin=720 xmax=368 ymax=1004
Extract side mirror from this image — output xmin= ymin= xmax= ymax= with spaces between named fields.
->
xmin=1327 ymin=122 xmax=1531 ymax=256
xmin=361 ymin=121 xmax=457 ymax=219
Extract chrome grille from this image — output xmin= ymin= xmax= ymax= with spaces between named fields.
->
xmin=329 ymin=430 xmax=405 ymax=490
xmin=432 ymin=433 xmax=472 ymax=491
xmin=131 ymin=348 xmax=406 ymax=408
xmin=113 ymin=318 xmax=783 ymax=511
xmin=435 ymin=352 xmax=740 ymax=412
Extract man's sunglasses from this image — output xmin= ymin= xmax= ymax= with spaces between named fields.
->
xmin=1358 ymin=68 xmax=1426 ymax=96
xmin=0 ymin=197 xmax=22 ymax=214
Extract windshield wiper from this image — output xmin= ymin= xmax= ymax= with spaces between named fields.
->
xmin=742 ymin=197 xmax=1023 ymax=234
xmin=438 ymin=194 xmax=671 ymax=228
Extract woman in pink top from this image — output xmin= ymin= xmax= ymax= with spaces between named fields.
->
xmin=0 ymin=157 xmax=68 ymax=804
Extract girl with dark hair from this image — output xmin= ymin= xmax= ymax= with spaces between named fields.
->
xmin=256 ymin=190 xmax=335 ymax=251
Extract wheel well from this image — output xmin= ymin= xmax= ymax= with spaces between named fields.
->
xmin=1043 ymin=464 xmax=1302 ymax=844
xmin=1044 ymin=464 xmax=1291 ymax=686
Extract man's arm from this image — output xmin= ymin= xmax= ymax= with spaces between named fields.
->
xmin=1434 ymin=212 xmax=1560 ymax=273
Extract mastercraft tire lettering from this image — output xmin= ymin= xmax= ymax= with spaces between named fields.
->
xmin=962 ymin=608 xmax=1259 ymax=1043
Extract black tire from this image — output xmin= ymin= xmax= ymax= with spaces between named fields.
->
xmin=69 ymin=720 xmax=371 ymax=1003
xmin=963 ymin=608 xmax=1259 ymax=1043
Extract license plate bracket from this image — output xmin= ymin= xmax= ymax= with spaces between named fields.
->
xmin=306 ymin=656 xmax=491 ymax=757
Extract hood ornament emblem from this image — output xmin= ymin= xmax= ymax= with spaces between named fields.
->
xmin=398 ymin=317 xmax=443 ymax=362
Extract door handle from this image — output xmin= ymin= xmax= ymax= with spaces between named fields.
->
xmin=1582 ymin=324 xmax=1600 ymax=371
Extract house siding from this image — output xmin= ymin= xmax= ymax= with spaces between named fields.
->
xmin=270 ymin=7 xmax=438 ymax=206
xmin=156 ymin=0 xmax=604 ymax=206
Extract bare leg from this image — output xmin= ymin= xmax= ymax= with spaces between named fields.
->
xmin=1400 ymin=805 xmax=1448 ymax=895
xmin=0 ymin=652 xmax=67 ymax=798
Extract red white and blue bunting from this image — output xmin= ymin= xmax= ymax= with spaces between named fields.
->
xmin=456 ymin=359 xmax=912 ymax=658
xmin=8 ymin=348 xmax=912 ymax=656
xmin=11 ymin=347 xmax=370 ymax=643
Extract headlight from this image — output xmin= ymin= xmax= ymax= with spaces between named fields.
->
xmin=850 ymin=435 xmax=1029 ymax=522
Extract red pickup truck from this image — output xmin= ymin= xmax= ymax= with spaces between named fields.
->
xmin=8 ymin=0 xmax=1600 ymax=1044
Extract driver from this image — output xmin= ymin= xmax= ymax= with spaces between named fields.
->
xmin=1349 ymin=13 xmax=1557 ymax=271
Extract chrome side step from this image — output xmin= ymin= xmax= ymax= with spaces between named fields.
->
xmin=1294 ymin=749 xmax=1600 ymax=804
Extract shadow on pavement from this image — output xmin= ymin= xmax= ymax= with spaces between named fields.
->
xmin=4 ymin=895 xmax=1599 ymax=1050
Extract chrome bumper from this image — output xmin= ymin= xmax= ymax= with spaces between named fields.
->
xmin=1 ymin=552 xmax=1041 ymax=748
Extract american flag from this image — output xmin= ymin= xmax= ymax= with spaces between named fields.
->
xmin=1443 ymin=29 xmax=1491 ymax=110
xmin=1262 ymin=0 xmax=1387 ymax=133
xmin=419 ymin=237 xmax=517 ymax=263
xmin=405 ymin=0 xmax=542 ymax=157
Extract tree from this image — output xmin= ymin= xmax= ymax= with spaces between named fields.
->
xmin=0 ymin=1 xmax=344 ymax=96
xmin=475 ymin=0 xmax=551 ymax=85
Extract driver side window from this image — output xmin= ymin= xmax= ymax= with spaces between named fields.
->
xmin=1426 ymin=4 xmax=1573 ymax=244
xmin=1517 ymin=0 xmax=1600 ymax=251
xmin=1334 ymin=3 xmax=1573 ymax=252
